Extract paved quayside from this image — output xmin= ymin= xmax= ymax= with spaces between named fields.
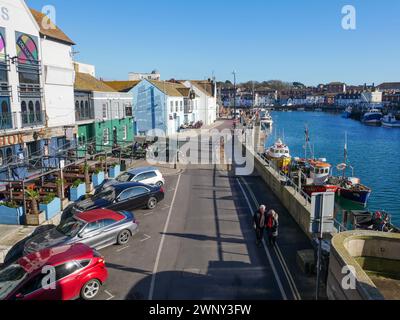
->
xmin=94 ymin=120 xmax=320 ymax=300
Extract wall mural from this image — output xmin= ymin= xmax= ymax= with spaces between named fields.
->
xmin=0 ymin=28 xmax=5 ymax=62
xmin=16 ymin=34 xmax=38 ymax=64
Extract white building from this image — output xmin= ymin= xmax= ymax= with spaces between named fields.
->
xmin=0 ymin=0 xmax=75 ymax=170
xmin=361 ymin=91 xmax=383 ymax=104
xmin=128 ymin=70 xmax=160 ymax=81
xmin=182 ymin=80 xmax=217 ymax=126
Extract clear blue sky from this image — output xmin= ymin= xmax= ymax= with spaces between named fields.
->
xmin=28 ymin=0 xmax=400 ymax=86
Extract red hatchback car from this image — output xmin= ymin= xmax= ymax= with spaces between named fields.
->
xmin=0 ymin=243 xmax=108 ymax=300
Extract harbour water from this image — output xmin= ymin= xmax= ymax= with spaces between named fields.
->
xmin=264 ymin=111 xmax=400 ymax=225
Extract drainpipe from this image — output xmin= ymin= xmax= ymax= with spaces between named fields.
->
xmin=40 ymin=35 xmax=49 ymax=129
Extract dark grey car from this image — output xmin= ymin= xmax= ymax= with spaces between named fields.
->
xmin=24 ymin=209 xmax=139 ymax=255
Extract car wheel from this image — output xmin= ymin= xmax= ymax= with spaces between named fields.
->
xmin=147 ymin=197 xmax=158 ymax=209
xmin=117 ymin=230 xmax=131 ymax=245
xmin=156 ymin=181 xmax=164 ymax=187
xmin=81 ymin=279 xmax=101 ymax=300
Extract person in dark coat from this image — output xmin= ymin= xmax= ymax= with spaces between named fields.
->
xmin=266 ymin=210 xmax=279 ymax=247
xmin=254 ymin=205 xmax=267 ymax=247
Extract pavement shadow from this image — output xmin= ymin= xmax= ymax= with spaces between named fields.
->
xmin=160 ymin=232 xmax=246 ymax=245
xmin=2 ymin=224 xmax=56 ymax=267
xmin=126 ymin=260 xmax=280 ymax=300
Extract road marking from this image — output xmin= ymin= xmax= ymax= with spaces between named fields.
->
xmin=144 ymin=211 xmax=154 ymax=216
xmin=236 ymin=178 xmax=287 ymax=301
xmin=239 ymin=177 xmax=302 ymax=301
xmin=148 ymin=174 xmax=182 ymax=300
xmin=116 ymin=245 xmax=130 ymax=253
xmin=104 ymin=290 xmax=115 ymax=300
xmin=141 ymin=234 xmax=151 ymax=242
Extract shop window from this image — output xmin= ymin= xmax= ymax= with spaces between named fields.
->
xmin=6 ymin=148 xmax=13 ymax=164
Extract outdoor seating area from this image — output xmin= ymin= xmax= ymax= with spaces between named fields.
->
xmin=0 ymin=138 xmax=159 ymax=226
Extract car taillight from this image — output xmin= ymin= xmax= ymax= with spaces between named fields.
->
xmin=160 ymin=187 xmax=165 ymax=193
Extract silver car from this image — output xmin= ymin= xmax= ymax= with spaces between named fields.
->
xmin=24 ymin=209 xmax=139 ymax=255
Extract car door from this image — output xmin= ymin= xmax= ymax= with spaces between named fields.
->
xmin=15 ymin=273 xmax=52 ymax=301
xmin=140 ymin=171 xmax=158 ymax=185
xmin=78 ymin=221 xmax=106 ymax=250
xmin=116 ymin=187 xmax=150 ymax=210
xmin=92 ymin=219 xmax=121 ymax=248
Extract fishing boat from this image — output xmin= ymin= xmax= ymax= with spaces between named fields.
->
xmin=328 ymin=134 xmax=372 ymax=207
xmin=343 ymin=210 xmax=400 ymax=233
xmin=382 ymin=113 xmax=400 ymax=128
xmin=264 ymin=138 xmax=291 ymax=174
xmin=260 ymin=109 xmax=274 ymax=131
xmin=342 ymin=106 xmax=353 ymax=119
xmin=289 ymin=158 xmax=340 ymax=196
xmin=362 ymin=108 xmax=383 ymax=126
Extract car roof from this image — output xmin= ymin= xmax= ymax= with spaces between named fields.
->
xmin=111 ymin=181 xmax=153 ymax=192
xmin=18 ymin=243 xmax=93 ymax=273
xmin=75 ymin=209 xmax=124 ymax=223
xmin=127 ymin=166 xmax=159 ymax=176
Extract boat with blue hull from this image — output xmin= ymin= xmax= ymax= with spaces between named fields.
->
xmin=342 ymin=106 xmax=352 ymax=119
xmin=362 ymin=108 xmax=383 ymax=126
xmin=382 ymin=113 xmax=400 ymax=128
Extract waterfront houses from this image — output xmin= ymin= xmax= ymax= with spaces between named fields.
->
xmin=182 ymin=80 xmax=218 ymax=126
xmin=74 ymin=64 xmax=133 ymax=156
xmin=0 ymin=0 xmax=76 ymax=178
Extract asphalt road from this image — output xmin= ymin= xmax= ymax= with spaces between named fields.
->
xmin=95 ymin=121 xmax=318 ymax=300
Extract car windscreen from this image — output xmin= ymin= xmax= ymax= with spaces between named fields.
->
xmin=56 ymin=218 xmax=86 ymax=237
xmin=92 ymin=187 xmax=116 ymax=202
xmin=116 ymin=173 xmax=132 ymax=183
xmin=0 ymin=264 xmax=28 ymax=299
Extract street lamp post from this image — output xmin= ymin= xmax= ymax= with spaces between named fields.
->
xmin=232 ymin=71 xmax=237 ymax=168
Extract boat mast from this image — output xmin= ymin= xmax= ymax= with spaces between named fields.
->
xmin=343 ymin=132 xmax=348 ymax=179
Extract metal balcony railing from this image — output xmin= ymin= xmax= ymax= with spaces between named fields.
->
xmin=18 ymin=84 xmax=42 ymax=98
xmin=76 ymin=110 xmax=95 ymax=122
xmin=0 ymin=112 xmax=16 ymax=130
xmin=0 ymin=54 xmax=11 ymax=72
xmin=15 ymin=58 xmax=42 ymax=74
xmin=0 ymin=82 xmax=11 ymax=97
xmin=21 ymin=111 xmax=45 ymax=127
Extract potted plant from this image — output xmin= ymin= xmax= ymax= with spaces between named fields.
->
xmin=70 ymin=179 xmax=86 ymax=202
xmin=0 ymin=201 xmax=24 ymax=225
xmin=92 ymin=168 xmax=105 ymax=187
xmin=25 ymin=190 xmax=46 ymax=226
xmin=39 ymin=193 xmax=61 ymax=221
xmin=108 ymin=163 xmax=121 ymax=179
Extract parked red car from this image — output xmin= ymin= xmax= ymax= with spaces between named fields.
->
xmin=0 ymin=243 xmax=108 ymax=300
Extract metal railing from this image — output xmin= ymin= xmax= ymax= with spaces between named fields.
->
xmin=21 ymin=111 xmax=45 ymax=127
xmin=0 ymin=112 xmax=16 ymax=130
xmin=0 ymin=82 xmax=12 ymax=97
xmin=18 ymin=84 xmax=42 ymax=97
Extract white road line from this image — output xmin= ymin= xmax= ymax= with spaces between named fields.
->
xmin=236 ymin=178 xmax=288 ymax=301
xmin=116 ymin=245 xmax=130 ymax=253
xmin=141 ymin=234 xmax=151 ymax=242
xmin=104 ymin=290 xmax=115 ymax=301
xmin=144 ymin=211 xmax=154 ymax=216
xmin=148 ymin=174 xmax=182 ymax=300
xmin=240 ymin=177 xmax=302 ymax=301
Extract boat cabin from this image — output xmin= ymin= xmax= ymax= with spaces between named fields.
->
xmin=266 ymin=139 xmax=290 ymax=159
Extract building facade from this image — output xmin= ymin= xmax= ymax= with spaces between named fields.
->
xmin=0 ymin=0 xmax=76 ymax=179
xmin=74 ymin=67 xmax=133 ymax=156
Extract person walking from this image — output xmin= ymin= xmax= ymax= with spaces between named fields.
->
xmin=254 ymin=205 xmax=267 ymax=247
xmin=266 ymin=210 xmax=279 ymax=247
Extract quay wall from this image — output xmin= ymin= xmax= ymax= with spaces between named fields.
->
xmin=243 ymin=140 xmax=313 ymax=239
xmin=327 ymin=231 xmax=400 ymax=300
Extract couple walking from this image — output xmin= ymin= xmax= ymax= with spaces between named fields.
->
xmin=253 ymin=205 xmax=279 ymax=247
